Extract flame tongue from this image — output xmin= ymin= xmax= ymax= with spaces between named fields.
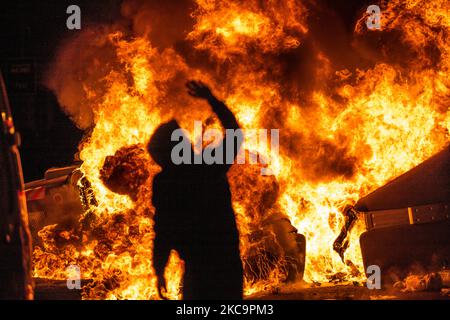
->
xmin=34 ymin=0 xmax=450 ymax=299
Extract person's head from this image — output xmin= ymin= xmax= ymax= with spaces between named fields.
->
xmin=147 ymin=119 xmax=184 ymax=169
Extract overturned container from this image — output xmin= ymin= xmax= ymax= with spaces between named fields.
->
xmin=355 ymin=146 xmax=450 ymax=283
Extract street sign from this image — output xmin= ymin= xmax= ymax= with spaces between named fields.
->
xmin=4 ymin=59 xmax=36 ymax=95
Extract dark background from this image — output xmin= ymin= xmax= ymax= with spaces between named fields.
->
xmin=0 ymin=0 xmax=121 ymax=181
xmin=0 ymin=0 xmax=370 ymax=182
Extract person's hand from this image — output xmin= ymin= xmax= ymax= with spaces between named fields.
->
xmin=186 ymin=80 xmax=214 ymax=100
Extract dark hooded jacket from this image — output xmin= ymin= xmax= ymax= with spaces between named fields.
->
xmin=148 ymin=97 xmax=243 ymax=300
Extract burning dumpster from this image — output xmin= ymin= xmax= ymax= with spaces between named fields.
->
xmin=355 ymin=146 xmax=450 ymax=283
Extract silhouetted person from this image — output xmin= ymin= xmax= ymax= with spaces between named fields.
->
xmin=148 ymin=81 xmax=243 ymax=300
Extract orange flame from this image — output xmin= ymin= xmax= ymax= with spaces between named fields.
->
xmin=34 ymin=0 xmax=449 ymax=299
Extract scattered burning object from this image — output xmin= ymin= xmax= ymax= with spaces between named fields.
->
xmin=25 ymin=165 xmax=83 ymax=240
xmin=100 ymin=144 xmax=151 ymax=201
xmin=394 ymin=270 xmax=450 ymax=293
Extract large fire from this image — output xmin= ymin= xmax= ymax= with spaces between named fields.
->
xmin=33 ymin=0 xmax=449 ymax=299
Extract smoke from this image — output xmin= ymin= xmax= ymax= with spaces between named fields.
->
xmin=100 ymin=144 xmax=151 ymax=201
xmin=45 ymin=0 xmax=195 ymax=131
xmin=120 ymin=0 xmax=195 ymax=48
xmin=45 ymin=25 xmax=126 ymax=130
xmin=44 ymin=0 xmax=449 ymax=181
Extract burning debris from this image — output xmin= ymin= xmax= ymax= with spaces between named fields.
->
xmin=333 ymin=206 xmax=359 ymax=262
xmin=100 ymin=144 xmax=151 ymax=201
xmin=228 ymin=158 xmax=306 ymax=292
xmin=394 ymin=271 xmax=450 ymax=293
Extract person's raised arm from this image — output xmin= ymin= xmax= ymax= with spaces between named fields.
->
xmin=186 ymin=80 xmax=243 ymax=168
xmin=186 ymin=80 xmax=240 ymax=131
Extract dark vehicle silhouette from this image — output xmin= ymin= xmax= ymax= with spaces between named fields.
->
xmin=0 ymin=72 xmax=33 ymax=299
